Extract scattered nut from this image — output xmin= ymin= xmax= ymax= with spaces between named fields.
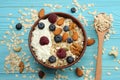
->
xmin=70 ymin=43 xmax=82 ymax=56
xmin=62 ymin=32 xmax=69 ymax=42
xmin=19 ymin=61 xmax=24 ymax=73
xmin=72 ymin=30 xmax=78 ymax=41
xmin=87 ymin=38 xmax=95 ymax=46
xmin=38 ymin=70 xmax=46 ymax=79
xmin=13 ymin=46 xmax=22 ymax=52
xmin=57 ymin=18 xmax=65 ymax=26
xmin=76 ymin=67 xmax=83 ymax=77
xmin=38 ymin=9 xmax=45 ymax=18
xmin=53 ymin=28 xmax=62 ymax=35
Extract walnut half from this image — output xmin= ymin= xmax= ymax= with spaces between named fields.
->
xmin=70 ymin=43 xmax=83 ymax=56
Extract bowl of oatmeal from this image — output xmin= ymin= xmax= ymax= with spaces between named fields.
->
xmin=28 ymin=12 xmax=87 ymax=69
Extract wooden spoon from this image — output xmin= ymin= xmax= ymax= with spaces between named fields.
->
xmin=95 ymin=29 xmax=109 ymax=80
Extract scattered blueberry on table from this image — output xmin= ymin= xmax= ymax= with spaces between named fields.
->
xmin=71 ymin=7 xmax=76 ymax=13
xmin=16 ymin=23 xmax=22 ymax=30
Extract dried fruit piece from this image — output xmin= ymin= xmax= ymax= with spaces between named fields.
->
xmin=13 ymin=46 xmax=22 ymax=52
xmin=72 ymin=30 xmax=78 ymax=41
xmin=76 ymin=67 xmax=83 ymax=77
xmin=64 ymin=47 xmax=69 ymax=51
xmin=69 ymin=22 xmax=76 ymax=30
xmin=48 ymin=13 xmax=57 ymax=23
xmin=57 ymin=18 xmax=65 ymax=26
xmin=38 ymin=70 xmax=45 ymax=79
xmin=87 ymin=38 xmax=95 ymax=46
xmin=38 ymin=9 xmax=45 ymax=18
xmin=62 ymin=32 xmax=68 ymax=42
xmin=19 ymin=61 xmax=24 ymax=73
xmin=70 ymin=43 xmax=82 ymax=56
xmin=53 ymin=28 xmax=62 ymax=35
xmin=39 ymin=36 xmax=49 ymax=45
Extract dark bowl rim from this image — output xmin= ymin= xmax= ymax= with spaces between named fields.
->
xmin=28 ymin=12 xmax=87 ymax=69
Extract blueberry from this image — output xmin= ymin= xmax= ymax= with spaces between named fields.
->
xmin=16 ymin=23 xmax=22 ymax=30
xmin=48 ymin=56 xmax=56 ymax=63
xmin=38 ymin=22 xmax=45 ymax=29
xmin=67 ymin=38 xmax=73 ymax=43
xmin=54 ymin=35 xmax=62 ymax=43
xmin=71 ymin=7 xmax=76 ymax=13
xmin=66 ymin=56 xmax=74 ymax=64
xmin=49 ymin=24 xmax=56 ymax=31
xmin=63 ymin=26 xmax=69 ymax=32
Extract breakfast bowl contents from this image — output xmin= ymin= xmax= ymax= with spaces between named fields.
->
xmin=28 ymin=10 xmax=87 ymax=69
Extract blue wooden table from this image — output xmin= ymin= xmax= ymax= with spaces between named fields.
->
xmin=0 ymin=0 xmax=120 ymax=80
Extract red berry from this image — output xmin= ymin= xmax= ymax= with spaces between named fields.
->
xmin=56 ymin=48 xmax=66 ymax=59
xmin=38 ymin=70 xmax=45 ymax=79
xmin=48 ymin=13 xmax=57 ymax=23
xmin=40 ymin=36 xmax=49 ymax=45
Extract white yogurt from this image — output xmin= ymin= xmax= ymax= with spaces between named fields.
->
xmin=31 ymin=19 xmax=52 ymax=62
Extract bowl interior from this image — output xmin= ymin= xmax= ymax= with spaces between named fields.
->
xmin=28 ymin=12 xmax=87 ymax=69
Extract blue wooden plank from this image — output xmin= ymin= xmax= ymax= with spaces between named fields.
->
xmin=0 ymin=0 xmax=120 ymax=80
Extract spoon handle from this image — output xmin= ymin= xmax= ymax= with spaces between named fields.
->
xmin=95 ymin=34 xmax=104 ymax=80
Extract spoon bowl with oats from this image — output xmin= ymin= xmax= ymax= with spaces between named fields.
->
xmin=94 ymin=13 xmax=113 ymax=80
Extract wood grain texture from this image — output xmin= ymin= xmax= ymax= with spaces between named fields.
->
xmin=0 ymin=0 xmax=120 ymax=80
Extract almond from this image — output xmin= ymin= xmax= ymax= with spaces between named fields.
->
xmin=76 ymin=67 xmax=83 ymax=77
xmin=87 ymin=38 xmax=95 ymax=46
xmin=19 ymin=61 xmax=24 ymax=73
xmin=69 ymin=22 xmax=76 ymax=30
xmin=53 ymin=28 xmax=62 ymax=35
xmin=62 ymin=32 xmax=68 ymax=42
xmin=38 ymin=9 xmax=45 ymax=18
xmin=72 ymin=30 xmax=78 ymax=41
xmin=57 ymin=18 xmax=65 ymax=26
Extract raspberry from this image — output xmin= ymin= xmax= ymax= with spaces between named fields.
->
xmin=48 ymin=13 xmax=57 ymax=23
xmin=39 ymin=36 xmax=49 ymax=45
xmin=56 ymin=48 xmax=66 ymax=59
xmin=38 ymin=70 xmax=45 ymax=79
